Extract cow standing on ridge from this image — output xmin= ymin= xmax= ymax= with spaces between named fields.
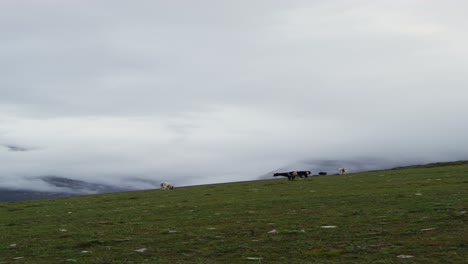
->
xmin=273 ymin=171 xmax=298 ymax=181
xmin=274 ymin=171 xmax=311 ymax=181
xmin=297 ymin=171 xmax=311 ymax=178
xmin=160 ymin=182 xmax=174 ymax=190
xmin=338 ymin=168 xmax=348 ymax=175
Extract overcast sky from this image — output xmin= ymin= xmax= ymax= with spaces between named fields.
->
xmin=1 ymin=0 xmax=468 ymax=191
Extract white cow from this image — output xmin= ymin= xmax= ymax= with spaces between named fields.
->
xmin=338 ymin=168 xmax=348 ymax=175
xmin=160 ymin=182 xmax=174 ymax=190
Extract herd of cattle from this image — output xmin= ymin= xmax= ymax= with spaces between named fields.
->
xmin=273 ymin=168 xmax=348 ymax=181
xmin=273 ymin=170 xmax=311 ymax=181
xmin=159 ymin=168 xmax=349 ymax=190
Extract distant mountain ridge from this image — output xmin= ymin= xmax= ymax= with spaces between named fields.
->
xmin=1 ymin=144 xmax=30 ymax=152
xmin=0 ymin=176 xmax=133 ymax=202
xmin=41 ymin=176 xmax=129 ymax=194
xmin=0 ymin=189 xmax=71 ymax=202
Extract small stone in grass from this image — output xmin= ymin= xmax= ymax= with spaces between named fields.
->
xmin=246 ymin=257 xmax=263 ymax=260
xmin=397 ymin=255 xmax=414 ymax=259
xmin=134 ymin=248 xmax=147 ymax=253
xmin=420 ymin=228 xmax=436 ymax=232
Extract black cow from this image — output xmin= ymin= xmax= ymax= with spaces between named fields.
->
xmin=273 ymin=171 xmax=299 ymax=181
xmin=318 ymin=172 xmax=327 ymax=176
xmin=296 ymin=171 xmax=311 ymax=178
xmin=274 ymin=171 xmax=311 ymax=181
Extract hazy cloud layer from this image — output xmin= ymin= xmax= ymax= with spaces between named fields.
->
xmin=1 ymin=1 xmax=468 ymax=191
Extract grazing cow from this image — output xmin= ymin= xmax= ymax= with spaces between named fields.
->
xmin=160 ymin=182 xmax=174 ymax=190
xmin=338 ymin=168 xmax=348 ymax=175
xmin=297 ymin=171 xmax=311 ymax=178
xmin=273 ymin=171 xmax=299 ymax=181
xmin=318 ymin=172 xmax=327 ymax=176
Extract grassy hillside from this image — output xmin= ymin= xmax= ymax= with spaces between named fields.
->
xmin=1 ymin=163 xmax=467 ymax=263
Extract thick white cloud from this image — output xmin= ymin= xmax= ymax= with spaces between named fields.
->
xmin=1 ymin=1 xmax=468 ymax=191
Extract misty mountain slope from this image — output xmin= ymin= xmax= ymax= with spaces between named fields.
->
xmin=1 ymin=144 xmax=30 ymax=152
xmin=0 ymin=176 xmax=134 ymax=202
xmin=40 ymin=176 xmax=129 ymax=194
xmin=0 ymin=189 xmax=72 ymax=202
xmin=0 ymin=173 xmax=172 ymax=202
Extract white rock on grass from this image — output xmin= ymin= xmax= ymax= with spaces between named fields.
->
xmin=420 ymin=228 xmax=436 ymax=232
xmin=320 ymin=226 xmax=337 ymax=229
xmin=397 ymin=255 xmax=414 ymax=259
xmin=246 ymin=257 xmax=263 ymax=260
xmin=268 ymin=229 xmax=305 ymax=234
xmin=134 ymin=248 xmax=147 ymax=253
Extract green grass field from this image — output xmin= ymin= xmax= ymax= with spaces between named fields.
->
xmin=1 ymin=162 xmax=467 ymax=263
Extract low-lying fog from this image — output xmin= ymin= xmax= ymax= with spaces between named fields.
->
xmin=1 ymin=1 xmax=467 ymax=192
